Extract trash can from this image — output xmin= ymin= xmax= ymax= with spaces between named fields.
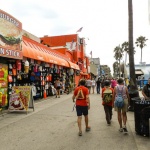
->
xmin=134 ymin=100 xmax=150 ymax=136
xmin=149 ymin=118 xmax=150 ymax=137
xmin=140 ymin=106 xmax=150 ymax=137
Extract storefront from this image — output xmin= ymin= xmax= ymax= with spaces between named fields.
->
xmin=0 ymin=9 xmax=80 ymax=110
xmin=0 ymin=9 xmax=23 ymax=109
xmin=22 ymin=36 xmax=80 ymax=98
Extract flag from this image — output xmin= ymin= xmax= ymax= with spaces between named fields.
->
xmin=76 ymin=27 xmax=83 ymax=33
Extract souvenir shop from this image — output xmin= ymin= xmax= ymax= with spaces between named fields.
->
xmin=11 ymin=57 xmax=75 ymax=98
xmin=0 ymin=9 xmax=79 ymax=110
xmin=0 ymin=56 xmax=76 ymax=108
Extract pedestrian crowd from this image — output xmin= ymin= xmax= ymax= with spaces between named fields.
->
xmin=72 ymin=77 xmax=131 ymax=136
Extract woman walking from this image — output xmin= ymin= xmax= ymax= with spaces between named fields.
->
xmin=113 ymin=78 xmax=130 ymax=133
xmin=91 ymin=78 xmax=96 ymax=94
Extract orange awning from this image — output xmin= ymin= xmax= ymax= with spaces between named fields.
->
xmin=22 ymin=42 xmax=69 ymax=67
xmin=67 ymin=61 xmax=80 ymax=70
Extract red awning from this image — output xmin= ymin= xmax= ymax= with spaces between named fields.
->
xmin=22 ymin=40 xmax=69 ymax=67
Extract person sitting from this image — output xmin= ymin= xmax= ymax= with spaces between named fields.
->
xmin=142 ymin=78 xmax=150 ymax=100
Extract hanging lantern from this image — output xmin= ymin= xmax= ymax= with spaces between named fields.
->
xmin=24 ymin=60 xmax=29 ymax=73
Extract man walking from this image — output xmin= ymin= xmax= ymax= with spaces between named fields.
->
xmin=96 ymin=78 xmax=101 ymax=94
xmin=72 ymin=79 xmax=91 ymax=136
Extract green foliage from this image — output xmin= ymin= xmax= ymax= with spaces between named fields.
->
xmin=135 ymin=36 xmax=148 ymax=49
xmin=135 ymin=36 xmax=148 ymax=62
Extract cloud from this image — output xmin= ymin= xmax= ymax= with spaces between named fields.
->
xmin=1 ymin=0 xmax=150 ymax=72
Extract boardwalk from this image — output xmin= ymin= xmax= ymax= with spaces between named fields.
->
xmin=0 ymin=92 xmax=149 ymax=150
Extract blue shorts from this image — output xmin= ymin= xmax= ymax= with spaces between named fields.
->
xmin=76 ymin=106 xmax=88 ymax=116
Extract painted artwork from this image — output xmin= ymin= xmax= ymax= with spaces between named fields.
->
xmin=0 ymin=9 xmax=22 ymax=59
xmin=9 ymin=86 xmax=31 ymax=111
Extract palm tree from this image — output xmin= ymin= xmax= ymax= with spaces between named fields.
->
xmin=114 ymin=45 xmax=123 ymax=77
xmin=122 ymin=41 xmax=136 ymax=65
xmin=113 ymin=61 xmax=119 ymax=77
xmin=128 ymin=0 xmax=137 ymax=89
xmin=135 ymin=36 xmax=148 ymax=63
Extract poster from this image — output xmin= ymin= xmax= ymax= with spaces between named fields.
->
xmin=0 ymin=63 xmax=8 ymax=88
xmin=0 ymin=63 xmax=8 ymax=106
xmin=9 ymin=86 xmax=32 ymax=111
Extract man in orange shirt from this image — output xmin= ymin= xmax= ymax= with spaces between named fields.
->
xmin=72 ymin=79 xmax=91 ymax=136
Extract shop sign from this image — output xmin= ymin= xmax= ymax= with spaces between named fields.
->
xmin=0 ymin=9 xmax=23 ymax=59
xmin=0 ymin=47 xmax=22 ymax=59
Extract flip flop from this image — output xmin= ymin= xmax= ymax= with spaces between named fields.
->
xmin=86 ymin=127 xmax=91 ymax=131
xmin=78 ymin=131 xmax=82 ymax=136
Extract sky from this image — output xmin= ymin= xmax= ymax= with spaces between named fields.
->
xmin=1 ymin=0 xmax=150 ymax=72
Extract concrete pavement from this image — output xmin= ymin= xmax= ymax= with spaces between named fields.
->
xmin=0 ymin=91 xmax=149 ymax=150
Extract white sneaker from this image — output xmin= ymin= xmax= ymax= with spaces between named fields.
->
xmin=119 ymin=128 xmax=123 ymax=132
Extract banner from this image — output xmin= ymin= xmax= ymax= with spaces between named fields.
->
xmin=9 ymin=86 xmax=33 ymax=111
xmin=0 ymin=9 xmax=22 ymax=59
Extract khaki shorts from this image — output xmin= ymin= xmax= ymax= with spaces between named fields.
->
xmin=114 ymin=98 xmax=128 ymax=113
